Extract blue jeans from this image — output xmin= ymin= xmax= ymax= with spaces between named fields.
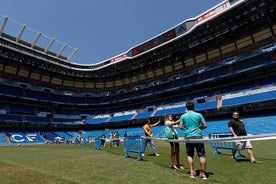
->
xmin=143 ymin=137 xmax=157 ymax=154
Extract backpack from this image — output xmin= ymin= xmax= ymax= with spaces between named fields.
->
xmin=164 ymin=127 xmax=174 ymax=139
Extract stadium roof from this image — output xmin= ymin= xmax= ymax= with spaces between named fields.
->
xmin=0 ymin=0 xmax=275 ymax=85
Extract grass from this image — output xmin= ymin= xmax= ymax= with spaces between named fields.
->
xmin=0 ymin=140 xmax=275 ymax=184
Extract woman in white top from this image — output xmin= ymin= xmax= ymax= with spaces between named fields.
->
xmin=164 ymin=114 xmax=183 ymax=170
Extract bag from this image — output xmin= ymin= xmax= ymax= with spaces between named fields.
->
xmin=164 ymin=127 xmax=174 ymax=139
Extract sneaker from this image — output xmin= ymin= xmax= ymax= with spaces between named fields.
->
xmin=199 ymin=172 xmax=207 ymax=180
xmin=141 ymin=153 xmax=145 ymax=157
xmin=190 ymin=171 xmax=196 ymax=179
xmin=154 ymin=153 xmax=160 ymax=157
xmin=171 ymin=165 xmax=180 ymax=171
xmin=250 ymin=160 xmax=262 ymax=164
xmin=177 ymin=165 xmax=184 ymax=170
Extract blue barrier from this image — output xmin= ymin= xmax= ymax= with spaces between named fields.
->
xmin=209 ymin=133 xmax=244 ymax=158
xmin=82 ymin=137 xmax=86 ymax=147
xmin=123 ymin=135 xmax=144 ymax=161
xmin=94 ymin=137 xmax=102 ymax=150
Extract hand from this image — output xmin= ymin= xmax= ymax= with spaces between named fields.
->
xmin=173 ymin=124 xmax=179 ymax=128
xmin=200 ymin=126 xmax=207 ymax=130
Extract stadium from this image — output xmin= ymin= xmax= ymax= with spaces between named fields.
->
xmin=0 ymin=0 xmax=276 ymax=183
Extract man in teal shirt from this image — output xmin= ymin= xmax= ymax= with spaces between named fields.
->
xmin=180 ymin=102 xmax=207 ymax=180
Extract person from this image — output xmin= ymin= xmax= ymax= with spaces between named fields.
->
xmin=101 ymin=134 xmax=106 ymax=148
xmin=115 ymin=131 xmax=120 ymax=147
xmin=180 ymin=101 xmax=207 ymax=180
xmin=142 ymin=119 xmax=160 ymax=157
xmin=164 ymin=114 xmax=183 ymax=170
xmin=228 ymin=112 xmax=260 ymax=163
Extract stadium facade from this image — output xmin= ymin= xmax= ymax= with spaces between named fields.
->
xmin=0 ymin=0 xmax=275 ymax=138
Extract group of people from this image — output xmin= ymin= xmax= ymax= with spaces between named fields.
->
xmin=142 ymin=101 xmax=260 ymax=180
xmin=109 ymin=131 xmax=120 ymax=147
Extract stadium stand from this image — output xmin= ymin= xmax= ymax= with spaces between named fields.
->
xmin=0 ymin=0 xmax=275 ymax=145
xmin=85 ymin=117 xmax=109 ymax=124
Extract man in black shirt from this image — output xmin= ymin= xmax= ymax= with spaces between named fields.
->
xmin=228 ymin=112 xmax=259 ymax=163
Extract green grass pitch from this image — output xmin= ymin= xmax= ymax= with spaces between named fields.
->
xmin=0 ymin=140 xmax=275 ymax=184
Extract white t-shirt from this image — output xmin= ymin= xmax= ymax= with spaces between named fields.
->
xmin=165 ymin=120 xmax=178 ymax=136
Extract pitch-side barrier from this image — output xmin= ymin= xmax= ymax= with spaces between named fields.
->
xmin=94 ymin=136 xmax=102 ymax=150
xmin=208 ymin=133 xmax=244 ymax=157
xmin=163 ymin=133 xmax=276 ymax=143
xmin=123 ymin=134 xmax=144 ymax=161
xmin=160 ymin=133 xmax=276 ymax=157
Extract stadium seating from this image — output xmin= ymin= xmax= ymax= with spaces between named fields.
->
xmin=108 ymin=114 xmax=135 ymax=122
xmin=24 ymin=115 xmax=51 ymax=124
xmin=85 ymin=117 xmax=109 ymax=124
xmin=222 ymin=90 xmax=276 ymax=107
xmin=0 ymin=0 xmax=275 ymax=146
xmin=0 ymin=114 xmax=23 ymax=123
xmin=135 ymin=111 xmax=154 ymax=119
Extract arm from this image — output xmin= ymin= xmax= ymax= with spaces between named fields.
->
xmin=179 ymin=119 xmax=185 ymax=130
xmin=152 ymin=120 xmax=161 ymax=127
xmin=229 ymin=127 xmax=237 ymax=137
xmin=171 ymin=119 xmax=180 ymax=127
xmin=199 ymin=114 xmax=207 ymax=129
xmin=174 ymin=119 xmax=180 ymax=124
xmin=143 ymin=126 xmax=152 ymax=137
xmin=200 ymin=121 xmax=207 ymax=130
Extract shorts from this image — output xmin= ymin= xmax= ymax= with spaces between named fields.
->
xmin=169 ymin=135 xmax=179 ymax=147
xmin=185 ymin=136 xmax=206 ymax=158
xmin=234 ymin=140 xmax=253 ymax=150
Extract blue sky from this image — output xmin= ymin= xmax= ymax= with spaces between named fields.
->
xmin=1 ymin=0 xmax=222 ymax=64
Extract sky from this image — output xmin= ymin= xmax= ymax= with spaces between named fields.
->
xmin=1 ymin=0 xmax=223 ymax=64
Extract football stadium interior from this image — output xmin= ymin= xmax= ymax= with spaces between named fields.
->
xmin=0 ymin=0 xmax=276 ymax=144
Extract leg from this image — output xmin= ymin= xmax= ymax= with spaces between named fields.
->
xmin=143 ymin=139 xmax=148 ymax=153
xmin=232 ymin=141 xmax=242 ymax=160
xmin=245 ymin=141 xmax=256 ymax=162
xmin=196 ymin=143 xmax=206 ymax=172
xmin=149 ymin=139 xmax=157 ymax=154
xmin=232 ymin=148 xmax=237 ymax=160
xmin=196 ymin=143 xmax=207 ymax=180
xmin=175 ymin=143 xmax=180 ymax=167
xmin=247 ymin=148 xmax=256 ymax=162
xmin=199 ymin=157 xmax=206 ymax=173
xmin=187 ymin=156 xmax=194 ymax=173
xmin=170 ymin=143 xmax=178 ymax=169
xmin=173 ymin=142 xmax=182 ymax=169
xmin=186 ymin=143 xmax=195 ymax=177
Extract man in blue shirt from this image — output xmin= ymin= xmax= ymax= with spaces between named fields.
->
xmin=180 ymin=101 xmax=207 ymax=180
